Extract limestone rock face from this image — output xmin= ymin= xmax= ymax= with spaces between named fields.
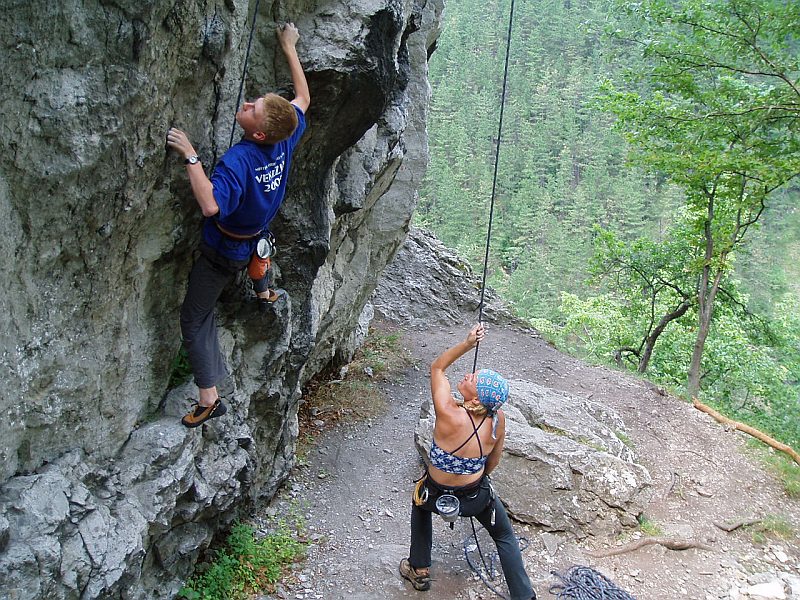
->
xmin=372 ymin=226 xmax=518 ymax=327
xmin=415 ymin=380 xmax=652 ymax=537
xmin=0 ymin=0 xmax=443 ymax=597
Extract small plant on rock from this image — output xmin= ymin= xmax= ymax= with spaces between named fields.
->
xmin=178 ymin=520 xmax=306 ymax=600
xmin=168 ymin=346 xmax=193 ymax=389
xmin=614 ymin=430 xmax=634 ymax=449
xmin=636 ymin=514 xmax=663 ymax=537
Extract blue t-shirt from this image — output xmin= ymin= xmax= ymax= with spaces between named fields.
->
xmin=202 ymin=104 xmax=306 ymax=261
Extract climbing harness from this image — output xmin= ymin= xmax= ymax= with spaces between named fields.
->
xmin=228 ymin=0 xmax=263 ymax=149
xmin=549 ymin=566 xmax=636 ymax=599
xmin=472 ymin=0 xmax=516 ymax=373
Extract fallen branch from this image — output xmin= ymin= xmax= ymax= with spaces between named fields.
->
xmin=588 ymin=537 xmax=712 ymax=558
xmin=713 ymin=518 xmax=760 ymax=533
xmin=692 ymin=398 xmax=800 ymax=466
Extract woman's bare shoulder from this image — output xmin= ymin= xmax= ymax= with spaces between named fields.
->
xmin=435 ymin=398 xmax=471 ymax=430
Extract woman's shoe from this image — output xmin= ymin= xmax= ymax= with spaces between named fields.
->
xmin=399 ymin=558 xmax=431 ymax=591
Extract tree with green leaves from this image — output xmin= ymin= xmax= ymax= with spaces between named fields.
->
xmin=591 ymin=227 xmax=695 ymax=373
xmin=601 ymin=0 xmax=800 ymax=396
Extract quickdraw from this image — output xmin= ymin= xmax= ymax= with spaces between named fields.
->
xmin=412 ymin=471 xmax=429 ymax=506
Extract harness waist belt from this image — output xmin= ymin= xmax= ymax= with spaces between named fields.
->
xmin=427 ymin=474 xmax=483 ymax=496
xmin=215 ymin=221 xmax=263 ymax=240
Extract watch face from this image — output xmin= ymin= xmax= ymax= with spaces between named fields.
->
xmin=186 ymin=155 xmax=199 ymax=164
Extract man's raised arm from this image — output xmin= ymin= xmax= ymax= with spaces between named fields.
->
xmin=278 ymin=23 xmax=310 ymax=114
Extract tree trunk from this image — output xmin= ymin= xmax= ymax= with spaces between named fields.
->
xmin=687 ymin=269 xmax=723 ymax=397
xmin=638 ymin=299 xmax=692 ymax=373
xmin=687 ymin=192 xmax=717 ymax=398
xmin=687 ymin=311 xmax=710 ymax=397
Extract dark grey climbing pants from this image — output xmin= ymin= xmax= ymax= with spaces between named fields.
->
xmin=180 ymin=244 xmax=250 ymax=389
xmin=409 ymin=477 xmax=534 ymax=600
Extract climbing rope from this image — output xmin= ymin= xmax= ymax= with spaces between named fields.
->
xmin=228 ymin=0 xmax=263 ymax=149
xmin=464 ymin=527 xmax=636 ymax=599
xmin=465 ymin=0 xmax=517 ymax=587
xmin=472 ymin=0 xmax=516 ymax=373
xmin=463 ymin=517 xmax=529 ymax=600
xmin=549 ymin=566 xmax=637 ymax=599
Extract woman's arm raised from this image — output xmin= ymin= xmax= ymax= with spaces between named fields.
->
xmin=430 ymin=324 xmax=484 ymax=417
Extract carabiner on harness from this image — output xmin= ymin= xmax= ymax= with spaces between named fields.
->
xmin=412 ymin=470 xmax=429 ymax=506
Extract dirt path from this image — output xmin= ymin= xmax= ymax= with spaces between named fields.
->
xmin=262 ymin=319 xmax=800 ymax=599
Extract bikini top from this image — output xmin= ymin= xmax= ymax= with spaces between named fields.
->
xmin=429 ymin=410 xmax=488 ymax=475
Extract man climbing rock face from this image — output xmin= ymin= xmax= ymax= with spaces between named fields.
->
xmin=166 ymin=22 xmax=311 ymax=428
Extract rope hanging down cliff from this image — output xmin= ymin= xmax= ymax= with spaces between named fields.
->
xmin=462 ymin=8 xmax=637 ymax=600
xmin=464 ymin=2 xmax=519 ymax=598
xmin=228 ymin=0 xmax=263 ymax=149
xmin=472 ymin=0 xmax=516 ymax=374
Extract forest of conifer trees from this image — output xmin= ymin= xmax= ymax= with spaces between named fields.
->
xmin=416 ymin=0 xmax=800 ymax=462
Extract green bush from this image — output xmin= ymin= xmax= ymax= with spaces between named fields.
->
xmin=179 ymin=521 xmax=305 ymax=600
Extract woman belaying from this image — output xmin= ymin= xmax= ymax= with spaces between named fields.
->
xmin=400 ymin=323 xmax=536 ymax=599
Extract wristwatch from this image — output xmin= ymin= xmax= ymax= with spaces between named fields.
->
xmin=184 ymin=155 xmax=200 ymax=165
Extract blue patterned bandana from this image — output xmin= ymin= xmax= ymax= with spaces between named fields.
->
xmin=476 ymin=369 xmax=509 ymax=415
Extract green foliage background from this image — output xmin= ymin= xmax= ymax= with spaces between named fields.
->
xmin=418 ymin=0 xmax=682 ymax=321
xmin=417 ymin=0 xmax=800 ymax=449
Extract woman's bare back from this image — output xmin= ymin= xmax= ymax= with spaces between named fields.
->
xmin=428 ymin=407 xmax=498 ymax=487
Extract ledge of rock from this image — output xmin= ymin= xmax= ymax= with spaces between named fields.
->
xmin=372 ymin=226 xmax=521 ymax=327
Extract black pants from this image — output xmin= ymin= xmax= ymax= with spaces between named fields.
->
xmin=409 ymin=476 xmax=534 ymax=600
xmin=180 ymin=244 xmax=267 ymax=389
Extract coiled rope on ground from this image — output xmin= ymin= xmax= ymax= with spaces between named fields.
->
xmin=549 ymin=566 xmax=637 ymax=599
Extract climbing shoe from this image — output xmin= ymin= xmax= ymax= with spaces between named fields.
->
xmin=399 ymin=559 xmax=431 ymax=591
xmin=181 ymin=398 xmax=227 ymax=428
xmin=257 ymin=289 xmax=281 ymax=313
